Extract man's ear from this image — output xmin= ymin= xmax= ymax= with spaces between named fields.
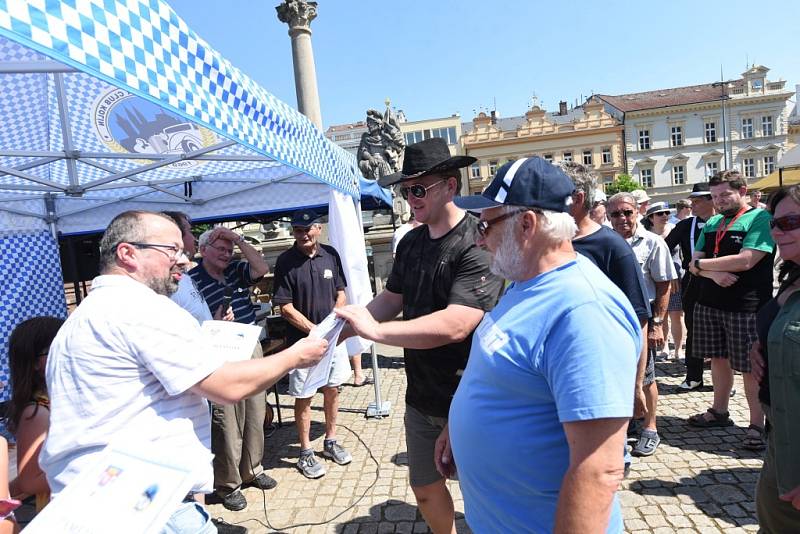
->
xmin=116 ymin=242 xmax=138 ymax=269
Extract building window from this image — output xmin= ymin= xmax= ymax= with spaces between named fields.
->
xmin=488 ymin=160 xmax=498 ymax=178
xmin=638 ymin=129 xmax=650 ymax=150
xmin=543 ymin=154 xmax=553 ymax=163
xmin=563 ymin=151 xmax=572 ymax=163
xmin=706 ymin=161 xmax=719 ymax=177
xmin=470 ymin=162 xmax=481 ymax=179
xmin=743 ymin=158 xmax=755 ymax=178
xmin=742 ymin=117 xmax=754 ymax=139
xmin=582 ymin=150 xmax=592 ymax=165
xmin=762 ymin=116 xmax=773 ymax=137
xmin=672 ymin=165 xmax=685 ymax=185
xmin=670 ymin=126 xmax=683 ymax=147
xmin=764 ymin=156 xmax=775 ymax=175
xmin=640 ymin=168 xmax=653 ymax=188
xmin=601 ymin=147 xmax=612 ymax=165
xmin=705 ymin=122 xmax=717 ymax=143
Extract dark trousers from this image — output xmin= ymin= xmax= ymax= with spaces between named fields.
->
xmin=211 ymin=343 xmax=266 ymax=494
xmin=682 ymin=275 xmax=704 ymax=383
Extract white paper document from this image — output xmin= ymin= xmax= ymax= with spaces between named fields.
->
xmin=25 ymin=441 xmax=205 ymax=534
xmin=200 ymin=320 xmax=262 ymax=362
xmin=298 ymin=312 xmax=346 ymax=397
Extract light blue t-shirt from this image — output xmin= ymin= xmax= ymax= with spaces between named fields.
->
xmin=449 ymin=254 xmax=640 ymax=534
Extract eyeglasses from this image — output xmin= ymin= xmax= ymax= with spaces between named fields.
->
xmin=127 ymin=242 xmax=186 ymax=261
xmin=770 ymin=214 xmax=800 ymax=232
xmin=399 ymin=180 xmax=446 ymax=200
xmin=207 ymin=243 xmax=234 ymax=255
xmin=477 ymin=209 xmax=529 ymax=237
xmin=609 ymin=209 xmax=636 ymax=219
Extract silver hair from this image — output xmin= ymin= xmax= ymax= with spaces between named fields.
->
xmin=556 ymin=161 xmax=597 ymax=211
xmin=607 ymin=192 xmax=637 ymax=208
xmin=197 ymin=228 xmax=216 ymax=248
xmin=499 ymin=205 xmax=577 ymax=244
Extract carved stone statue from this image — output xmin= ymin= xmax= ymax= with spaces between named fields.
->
xmin=358 ymin=106 xmax=405 ymax=181
xmin=275 ymin=0 xmax=318 ymax=31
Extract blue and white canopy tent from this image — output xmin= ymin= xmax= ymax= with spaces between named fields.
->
xmin=0 ymin=0 xmax=375 ymax=410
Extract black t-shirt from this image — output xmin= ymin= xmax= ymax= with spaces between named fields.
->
xmin=573 ymin=226 xmax=651 ymax=321
xmin=272 ymin=243 xmax=347 ymax=344
xmin=387 ymin=214 xmax=504 ymax=417
xmin=665 ymin=216 xmax=706 ymax=301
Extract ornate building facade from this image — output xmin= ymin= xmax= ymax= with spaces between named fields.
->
xmin=598 ymin=66 xmax=794 ymax=201
xmin=462 ymin=98 xmax=624 ymax=195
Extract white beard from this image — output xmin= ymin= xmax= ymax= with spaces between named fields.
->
xmin=490 ymin=217 xmax=526 ymax=281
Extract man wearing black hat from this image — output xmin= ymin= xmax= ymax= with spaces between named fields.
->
xmin=336 ymin=138 xmax=504 ymax=534
xmin=665 ymin=183 xmax=717 ymax=392
xmin=272 ymin=209 xmax=353 ymax=479
xmin=434 ymin=158 xmax=640 ymax=533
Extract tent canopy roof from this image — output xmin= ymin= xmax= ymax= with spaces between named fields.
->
xmin=0 ymin=0 xmax=360 ymax=236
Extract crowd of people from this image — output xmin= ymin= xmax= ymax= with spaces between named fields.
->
xmin=1 ymin=136 xmax=799 ymax=533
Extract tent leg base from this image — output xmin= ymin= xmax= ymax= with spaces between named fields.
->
xmin=366 ymin=401 xmax=391 ymax=419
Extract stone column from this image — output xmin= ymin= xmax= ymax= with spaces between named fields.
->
xmin=276 ymin=1 xmax=322 ymax=129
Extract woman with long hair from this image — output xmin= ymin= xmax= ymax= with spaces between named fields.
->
xmin=6 ymin=316 xmax=64 ymax=512
xmin=751 ymin=185 xmax=800 ymax=531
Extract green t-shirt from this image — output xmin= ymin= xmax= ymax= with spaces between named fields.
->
xmin=695 ymin=207 xmax=774 ymax=312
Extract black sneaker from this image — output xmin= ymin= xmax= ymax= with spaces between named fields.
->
xmin=244 ymin=473 xmax=277 ymax=491
xmin=212 ymin=518 xmax=248 ymax=534
xmin=220 ymin=489 xmax=247 ymax=511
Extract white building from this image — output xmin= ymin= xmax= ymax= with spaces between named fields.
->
xmin=597 ymin=66 xmax=794 ymax=201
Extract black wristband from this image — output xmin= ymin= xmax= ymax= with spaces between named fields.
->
xmin=694 ymin=259 xmax=701 ymax=270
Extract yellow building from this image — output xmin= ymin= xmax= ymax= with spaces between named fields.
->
xmin=462 ymin=99 xmax=624 ymax=194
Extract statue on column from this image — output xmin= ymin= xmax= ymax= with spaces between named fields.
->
xmin=275 ymin=0 xmax=317 ymax=30
xmin=357 ymin=104 xmax=405 ymax=181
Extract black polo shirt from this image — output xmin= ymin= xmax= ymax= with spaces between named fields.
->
xmin=272 ymin=243 xmax=347 ymax=344
xmin=387 ymin=213 xmax=504 ymax=418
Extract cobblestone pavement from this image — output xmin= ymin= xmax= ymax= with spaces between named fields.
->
xmin=205 ymin=345 xmax=762 ymax=534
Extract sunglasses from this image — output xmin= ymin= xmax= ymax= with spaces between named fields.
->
xmin=609 ymin=209 xmax=635 ymax=219
xmin=770 ymin=214 xmax=800 ymax=232
xmin=399 ymin=180 xmax=446 ymax=200
xmin=653 ymin=211 xmax=670 ymax=217
xmin=477 ymin=209 xmax=531 ymax=237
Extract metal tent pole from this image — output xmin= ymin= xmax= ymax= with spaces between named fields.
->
xmin=365 ymin=275 xmax=391 ymax=418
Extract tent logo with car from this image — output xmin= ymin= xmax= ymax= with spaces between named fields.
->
xmin=91 ymin=88 xmax=218 ymax=169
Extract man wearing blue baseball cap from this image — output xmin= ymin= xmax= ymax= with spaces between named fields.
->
xmin=435 ymin=157 xmax=641 ymax=533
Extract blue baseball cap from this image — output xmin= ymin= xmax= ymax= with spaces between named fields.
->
xmin=290 ymin=209 xmax=321 ymax=227
xmin=454 ymin=157 xmax=575 ymax=212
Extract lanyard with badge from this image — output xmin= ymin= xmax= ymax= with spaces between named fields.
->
xmin=712 ymin=207 xmax=747 ymax=257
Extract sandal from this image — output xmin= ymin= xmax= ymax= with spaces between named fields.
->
xmin=742 ymin=424 xmax=766 ymax=451
xmin=688 ymin=408 xmax=734 ymax=428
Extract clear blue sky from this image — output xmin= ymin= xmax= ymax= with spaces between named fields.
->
xmin=167 ymin=0 xmax=798 ymax=128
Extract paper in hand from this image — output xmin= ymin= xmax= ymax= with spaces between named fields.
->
xmin=298 ymin=312 xmax=346 ymax=397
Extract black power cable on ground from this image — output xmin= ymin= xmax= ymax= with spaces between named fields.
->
xmin=221 ymin=401 xmax=381 ymax=532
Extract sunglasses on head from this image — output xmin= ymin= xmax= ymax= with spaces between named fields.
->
xmin=399 ymin=180 xmax=446 ymax=200
xmin=770 ymin=214 xmax=800 ymax=232
xmin=609 ymin=209 xmax=635 ymax=219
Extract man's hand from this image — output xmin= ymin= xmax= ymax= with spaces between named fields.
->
xmin=291 ymin=337 xmax=328 ymax=369
xmin=750 ymin=340 xmax=765 ymax=383
xmin=213 ymin=304 xmax=235 ymax=321
xmin=434 ymin=424 xmax=456 ymax=479
xmin=780 ymin=485 xmax=800 ymax=510
xmin=633 ymin=385 xmax=648 ymax=419
xmin=207 ymin=226 xmax=240 ymax=246
xmin=647 ymin=325 xmax=664 ymax=351
xmin=335 ymin=305 xmax=381 ymax=342
xmin=709 ymin=271 xmax=738 ymax=288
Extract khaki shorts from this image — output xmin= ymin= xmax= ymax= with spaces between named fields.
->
xmin=289 ymin=342 xmax=351 ymax=398
xmin=404 ymin=403 xmax=448 ymax=487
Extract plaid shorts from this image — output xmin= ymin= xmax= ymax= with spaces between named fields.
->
xmin=693 ymin=303 xmax=757 ymax=372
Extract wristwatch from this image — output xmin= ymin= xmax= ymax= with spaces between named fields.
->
xmin=694 ymin=258 xmax=701 ymax=270
xmin=236 ymin=235 xmax=246 ymax=245
xmin=652 ymin=317 xmax=664 ymax=325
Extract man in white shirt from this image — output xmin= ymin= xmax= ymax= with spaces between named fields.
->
xmin=40 ymin=210 xmax=326 ymax=533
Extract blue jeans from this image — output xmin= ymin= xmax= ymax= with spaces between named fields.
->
xmin=161 ymin=501 xmax=217 ymax=534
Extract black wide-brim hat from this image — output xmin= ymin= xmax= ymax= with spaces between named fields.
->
xmin=377 ymin=137 xmax=476 ymax=188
